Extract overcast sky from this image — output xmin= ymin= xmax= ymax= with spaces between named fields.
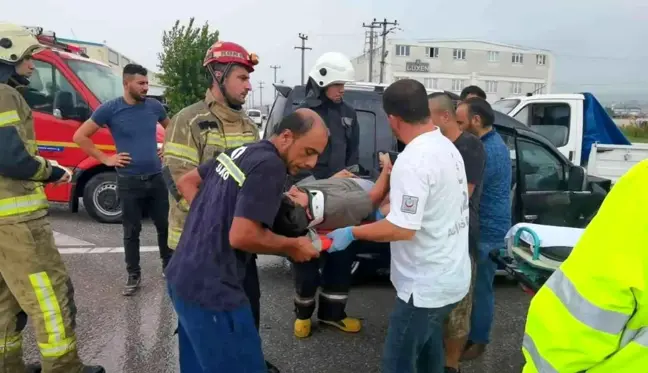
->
xmin=3 ymin=0 xmax=647 ymax=103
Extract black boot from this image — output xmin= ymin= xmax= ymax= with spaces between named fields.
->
xmin=25 ymin=363 xmax=41 ymax=373
xmin=266 ymin=360 xmax=280 ymax=373
xmin=81 ymin=365 xmax=106 ymax=373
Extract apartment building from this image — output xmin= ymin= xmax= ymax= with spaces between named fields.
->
xmin=351 ymin=38 xmax=554 ymax=101
xmin=58 ymin=37 xmax=166 ymax=96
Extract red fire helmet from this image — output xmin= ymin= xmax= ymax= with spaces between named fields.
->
xmin=203 ymin=41 xmax=258 ymax=72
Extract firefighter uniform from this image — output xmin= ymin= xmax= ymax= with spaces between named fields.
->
xmin=0 ymin=25 xmax=104 ymax=373
xmin=522 ymin=159 xmax=648 ymax=372
xmin=162 ymin=88 xmax=259 ymax=250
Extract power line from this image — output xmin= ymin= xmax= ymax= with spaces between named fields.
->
xmin=372 ymin=18 xmax=399 ymax=84
xmin=362 ymin=19 xmax=381 ymax=82
xmin=294 ymin=33 xmax=312 ymax=85
xmin=258 ymin=81 xmax=264 ymax=108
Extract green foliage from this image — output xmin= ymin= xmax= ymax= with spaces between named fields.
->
xmin=157 ymin=18 xmax=219 ymax=116
xmin=620 ymin=124 xmax=648 ymax=143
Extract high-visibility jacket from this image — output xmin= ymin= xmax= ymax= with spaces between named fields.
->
xmin=0 ymin=83 xmax=61 ymax=225
xmin=522 ymin=158 xmax=648 ymax=372
xmin=162 ymin=89 xmax=259 ymax=249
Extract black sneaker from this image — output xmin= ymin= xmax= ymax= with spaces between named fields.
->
xmin=266 ymin=360 xmax=280 ymax=373
xmin=81 ymin=366 xmax=106 ymax=373
xmin=122 ymin=273 xmax=141 ymax=296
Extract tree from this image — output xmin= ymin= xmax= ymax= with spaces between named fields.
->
xmin=157 ymin=18 xmax=219 ymax=116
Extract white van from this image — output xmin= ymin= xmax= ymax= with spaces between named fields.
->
xmin=246 ymin=109 xmax=263 ymax=127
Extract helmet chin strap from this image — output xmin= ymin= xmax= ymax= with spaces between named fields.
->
xmin=207 ymin=63 xmax=241 ymax=109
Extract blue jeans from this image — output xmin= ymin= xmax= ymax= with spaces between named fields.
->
xmin=382 ymin=296 xmax=458 ymax=373
xmin=469 ymin=241 xmax=500 ymax=344
xmin=168 ymin=284 xmax=266 ymax=373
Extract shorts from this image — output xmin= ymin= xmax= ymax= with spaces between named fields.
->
xmin=444 ymin=255 xmax=476 ymax=339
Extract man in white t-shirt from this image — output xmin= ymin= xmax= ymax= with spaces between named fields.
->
xmin=327 ymin=79 xmax=471 ymax=373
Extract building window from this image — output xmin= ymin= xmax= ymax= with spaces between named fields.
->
xmin=426 ymin=47 xmax=439 ymax=58
xmin=534 ymin=83 xmax=545 ymax=94
xmin=121 ymin=56 xmax=131 ymax=66
xmin=395 ymin=45 xmax=410 ymax=57
xmin=536 ymin=54 xmax=546 ymax=65
xmin=488 ymin=51 xmax=500 ymax=62
xmin=512 ymin=53 xmax=524 ymax=64
xmin=394 ymin=76 xmax=409 ymax=81
xmin=424 ymin=78 xmax=438 ymax=89
xmin=511 ymin=82 xmax=523 ymax=94
xmin=452 ymin=79 xmax=466 ymax=92
xmin=485 ymin=81 xmax=498 ymax=93
xmin=108 ymin=49 xmax=119 ymax=65
xmin=453 ymin=49 xmax=466 ymax=60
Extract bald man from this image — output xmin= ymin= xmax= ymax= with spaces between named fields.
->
xmin=165 ymin=108 xmax=329 ymax=372
xmin=428 ymin=93 xmax=486 ymax=373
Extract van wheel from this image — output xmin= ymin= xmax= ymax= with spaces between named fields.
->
xmin=83 ymin=171 xmax=122 ymax=224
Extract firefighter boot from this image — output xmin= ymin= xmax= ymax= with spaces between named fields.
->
xmin=25 ymin=362 xmax=105 ymax=372
xmin=319 ymin=317 xmax=362 ymax=333
xmin=294 ymin=319 xmax=312 ymax=338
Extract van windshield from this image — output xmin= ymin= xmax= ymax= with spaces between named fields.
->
xmin=247 ymin=111 xmax=261 ymax=117
xmin=66 ymin=60 xmax=123 ymax=103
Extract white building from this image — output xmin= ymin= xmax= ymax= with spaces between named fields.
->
xmin=351 ymin=38 xmax=555 ymax=101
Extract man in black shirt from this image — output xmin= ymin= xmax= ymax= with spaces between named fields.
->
xmin=428 ymin=92 xmax=486 ymax=373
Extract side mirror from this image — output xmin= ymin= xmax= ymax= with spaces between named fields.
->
xmin=567 ymin=165 xmax=586 ymax=191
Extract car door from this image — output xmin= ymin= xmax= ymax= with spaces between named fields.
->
xmin=515 ymin=136 xmax=588 ymax=227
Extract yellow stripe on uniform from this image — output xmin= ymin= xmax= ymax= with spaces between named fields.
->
xmin=28 ymin=272 xmax=77 ymax=358
xmin=168 ymin=227 xmax=183 ymax=248
xmin=216 ymin=152 xmax=246 ymax=187
xmin=164 ymin=142 xmax=199 ymax=165
xmin=36 ymin=141 xmax=116 ymax=151
xmin=0 ymin=191 xmax=48 ymax=217
xmin=0 ymin=110 xmax=20 ymax=127
xmin=206 ymin=132 xmax=258 ymax=148
xmin=0 ymin=334 xmax=22 ymax=353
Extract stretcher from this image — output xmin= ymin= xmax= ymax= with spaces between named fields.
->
xmin=489 ymin=223 xmax=585 ymax=295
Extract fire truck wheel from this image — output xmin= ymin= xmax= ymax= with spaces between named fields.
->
xmin=83 ymin=171 xmax=122 ymax=224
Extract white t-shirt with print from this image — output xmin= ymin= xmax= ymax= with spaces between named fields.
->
xmin=386 ymin=129 xmax=471 ymax=308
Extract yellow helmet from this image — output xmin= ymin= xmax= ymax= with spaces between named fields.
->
xmin=0 ymin=23 xmax=43 ymax=64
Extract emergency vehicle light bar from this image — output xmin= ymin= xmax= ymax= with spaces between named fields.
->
xmin=22 ymin=25 xmax=88 ymax=57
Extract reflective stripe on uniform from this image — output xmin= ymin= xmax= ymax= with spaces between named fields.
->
xmin=0 ymin=191 xmax=48 ymax=217
xmin=33 ymin=157 xmax=49 ymax=180
xmin=545 ymin=269 xmax=630 ymax=335
xmin=28 ymin=272 xmax=76 ymax=357
xmin=0 ymin=334 xmax=22 ymax=354
xmin=216 ymin=153 xmax=246 ymax=187
xmin=0 ymin=110 xmax=20 ymax=127
xmin=621 ymin=327 xmax=648 ymax=349
xmin=168 ymin=227 xmax=183 ymax=248
xmin=522 ymin=333 xmax=558 ymax=373
xmin=294 ymin=296 xmax=316 ymax=306
xmin=163 ymin=143 xmax=199 ymax=165
xmin=207 ymin=132 xmax=257 ymax=148
xmin=320 ymin=292 xmax=348 ymax=301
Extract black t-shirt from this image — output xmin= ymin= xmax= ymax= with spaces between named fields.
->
xmin=165 ymin=140 xmax=287 ymax=311
xmin=453 ymin=131 xmax=486 ymax=257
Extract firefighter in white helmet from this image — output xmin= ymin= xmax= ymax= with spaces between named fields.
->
xmin=0 ymin=22 xmax=105 ymax=373
xmin=289 ymin=52 xmax=363 ymax=339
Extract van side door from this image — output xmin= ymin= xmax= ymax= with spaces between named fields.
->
xmin=514 ymin=135 xmax=595 ymax=227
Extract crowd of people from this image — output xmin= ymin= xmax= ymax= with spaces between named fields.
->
xmin=1 ymin=22 xmax=646 ymax=373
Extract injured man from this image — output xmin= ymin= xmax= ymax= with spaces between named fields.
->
xmin=272 ymin=153 xmax=392 ymax=338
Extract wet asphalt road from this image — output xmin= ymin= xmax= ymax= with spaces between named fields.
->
xmin=19 ymin=204 xmax=531 ymax=373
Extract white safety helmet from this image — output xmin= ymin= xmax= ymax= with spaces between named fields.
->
xmin=306 ymin=190 xmax=325 ymax=228
xmin=0 ymin=23 xmax=43 ymax=64
xmin=308 ymin=52 xmax=355 ymax=88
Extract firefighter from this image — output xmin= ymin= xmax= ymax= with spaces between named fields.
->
xmin=522 ymin=159 xmax=648 ymax=372
xmin=160 ymin=41 xmax=282 ymax=372
xmin=290 ymin=52 xmax=362 ymax=339
xmin=0 ymin=23 xmax=105 ymax=373
xmin=290 ymin=51 xmax=359 ymax=184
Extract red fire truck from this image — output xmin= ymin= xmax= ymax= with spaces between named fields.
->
xmin=22 ymin=26 xmax=165 ymax=223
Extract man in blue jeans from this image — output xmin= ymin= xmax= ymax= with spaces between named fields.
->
xmin=327 ymin=79 xmax=472 ymax=373
xmin=164 ymin=109 xmax=328 ymax=372
xmin=73 ymin=63 xmax=172 ymax=296
xmin=455 ymin=97 xmax=512 ymax=360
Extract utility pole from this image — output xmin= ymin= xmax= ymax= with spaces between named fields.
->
xmin=270 ymin=65 xmax=281 ymax=98
xmin=258 ymin=81 xmax=265 ymax=108
xmin=372 ymin=18 xmax=398 ymax=84
xmin=294 ymin=33 xmax=312 ymax=85
xmin=362 ymin=19 xmax=381 ymax=82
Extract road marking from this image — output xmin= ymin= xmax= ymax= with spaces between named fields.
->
xmin=58 ymin=246 xmax=160 ymax=255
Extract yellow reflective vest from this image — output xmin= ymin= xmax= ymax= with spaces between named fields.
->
xmin=0 ymin=83 xmax=55 ymax=225
xmin=522 ymin=159 xmax=648 ymax=372
xmin=162 ymin=89 xmax=259 ymax=249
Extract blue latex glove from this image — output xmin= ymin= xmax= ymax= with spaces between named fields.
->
xmin=326 ymin=227 xmax=355 ymax=252
xmin=374 ymin=208 xmax=385 ymax=221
